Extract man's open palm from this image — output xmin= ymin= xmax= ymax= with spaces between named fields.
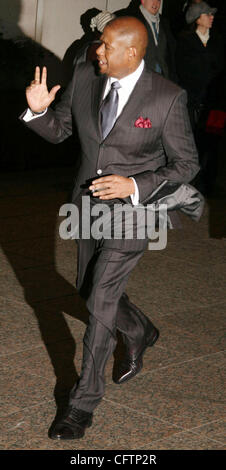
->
xmin=26 ymin=66 xmax=61 ymax=113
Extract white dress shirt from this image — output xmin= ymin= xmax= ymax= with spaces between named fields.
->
xmin=23 ymin=107 xmax=47 ymax=122
xmin=102 ymin=60 xmax=145 ymax=205
xmin=103 ymin=59 xmax=144 ymax=117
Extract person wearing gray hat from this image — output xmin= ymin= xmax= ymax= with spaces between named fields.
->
xmin=185 ymin=1 xmax=217 ymax=24
xmin=176 ymin=1 xmax=223 ymax=127
xmin=62 ymin=10 xmax=116 ymax=87
xmin=172 ymin=1 xmax=206 ymax=36
xmin=176 ymin=1 xmax=224 ymax=194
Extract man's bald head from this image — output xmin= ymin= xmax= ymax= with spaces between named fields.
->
xmin=96 ymin=17 xmax=148 ymax=78
xmin=105 ymin=17 xmax=148 ymax=62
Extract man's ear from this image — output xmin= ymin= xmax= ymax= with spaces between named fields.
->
xmin=128 ymin=46 xmax=136 ymax=60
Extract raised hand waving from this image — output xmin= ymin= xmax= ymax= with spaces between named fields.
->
xmin=26 ymin=66 xmax=61 ymax=113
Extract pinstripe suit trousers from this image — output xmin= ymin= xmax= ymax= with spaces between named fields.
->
xmin=69 ymin=235 xmax=149 ymax=412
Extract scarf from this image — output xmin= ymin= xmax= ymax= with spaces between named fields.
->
xmin=196 ymin=28 xmax=210 ymax=46
xmin=140 ymin=4 xmax=160 ymax=45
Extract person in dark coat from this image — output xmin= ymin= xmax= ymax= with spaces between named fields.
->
xmin=115 ymin=0 xmax=178 ymax=83
xmin=176 ymin=1 xmax=224 ymax=194
xmin=176 ymin=1 xmax=223 ymax=125
xmin=62 ymin=10 xmax=116 ymax=86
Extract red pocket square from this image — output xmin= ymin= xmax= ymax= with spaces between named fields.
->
xmin=134 ymin=116 xmax=152 ymax=128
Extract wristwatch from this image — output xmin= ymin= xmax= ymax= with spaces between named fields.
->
xmin=30 ymin=108 xmax=46 ymax=116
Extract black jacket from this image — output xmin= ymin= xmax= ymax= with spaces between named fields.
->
xmin=176 ymin=29 xmax=224 ymax=107
xmin=115 ymin=4 xmax=178 ymax=83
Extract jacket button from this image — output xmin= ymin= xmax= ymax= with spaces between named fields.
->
xmin=97 ymin=169 xmax=102 ymax=175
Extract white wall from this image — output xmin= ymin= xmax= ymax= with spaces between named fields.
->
xmin=40 ymin=0 xmax=104 ymax=59
xmin=0 ymin=0 xmax=130 ymax=58
xmin=39 ymin=0 xmax=129 ymax=59
xmin=18 ymin=0 xmax=38 ymax=38
xmin=106 ymin=0 xmax=129 ymax=13
xmin=0 ymin=0 xmax=37 ymax=39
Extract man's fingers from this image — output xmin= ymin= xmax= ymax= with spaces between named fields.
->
xmin=90 ymin=175 xmax=134 ymax=199
xmin=34 ymin=66 xmax=40 ymax=83
xmin=93 ymin=192 xmax=115 ymax=199
xmin=49 ymin=85 xmax=61 ymax=99
xmin=90 ymin=177 xmax=115 ymax=191
xmin=92 ymin=187 xmax=115 ymax=197
xmin=92 ymin=189 xmax=111 ymax=195
xmin=98 ymin=190 xmax=118 ymax=199
xmin=91 ymin=185 xmax=111 ymax=195
xmin=100 ymin=195 xmax=116 ymax=200
xmin=41 ymin=66 xmax=47 ymax=85
xmin=91 ymin=182 xmax=111 ymax=190
xmin=92 ymin=176 xmax=114 ymax=185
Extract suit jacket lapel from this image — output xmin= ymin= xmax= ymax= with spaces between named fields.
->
xmin=91 ymin=73 xmax=107 ymax=138
xmin=91 ymin=67 xmax=153 ymax=140
xmin=110 ymin=67 xmax=153 ymax=134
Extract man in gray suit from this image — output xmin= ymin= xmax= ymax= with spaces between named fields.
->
xmin=22 ymin=17 xmax=199 ymax=440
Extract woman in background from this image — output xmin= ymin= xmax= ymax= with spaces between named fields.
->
xmin=176 ymin=1 xmax=224 ymax=194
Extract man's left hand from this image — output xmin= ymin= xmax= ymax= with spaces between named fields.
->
xmin=89 ymin=175 xmax=135 ymax=200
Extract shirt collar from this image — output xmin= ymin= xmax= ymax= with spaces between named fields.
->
xmin=109 ymin=59 xmax=144 ymax=89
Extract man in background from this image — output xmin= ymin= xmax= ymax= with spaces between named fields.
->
xmin=115 ymin=0 xmax=178 ymax=82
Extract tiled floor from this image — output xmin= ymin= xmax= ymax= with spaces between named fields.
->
xmin=0 ymin=165 xmax=225 ymax=450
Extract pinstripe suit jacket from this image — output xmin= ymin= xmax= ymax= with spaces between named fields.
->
xmin=21 ymin=63 xmax=199 ymax=207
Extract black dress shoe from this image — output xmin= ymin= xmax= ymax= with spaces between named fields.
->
xmin=49 ymin=406 xmax=93 ymax=440
xmin=113 ymin=321 xmax=159 ymax=385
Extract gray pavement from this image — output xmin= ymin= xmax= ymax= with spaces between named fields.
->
xmin=0 ymin=164 xmax=225 ymax=450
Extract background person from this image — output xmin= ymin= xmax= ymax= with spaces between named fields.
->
xmin=62 ymin=9 xmax=115 ymax=86
xmin=176 ymin=1 xmax=224 ymax=194
xmin=173 ymin=0 xmax=203 ymax=36
xmin=116 ymin=0 xmax=178 ymax=82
